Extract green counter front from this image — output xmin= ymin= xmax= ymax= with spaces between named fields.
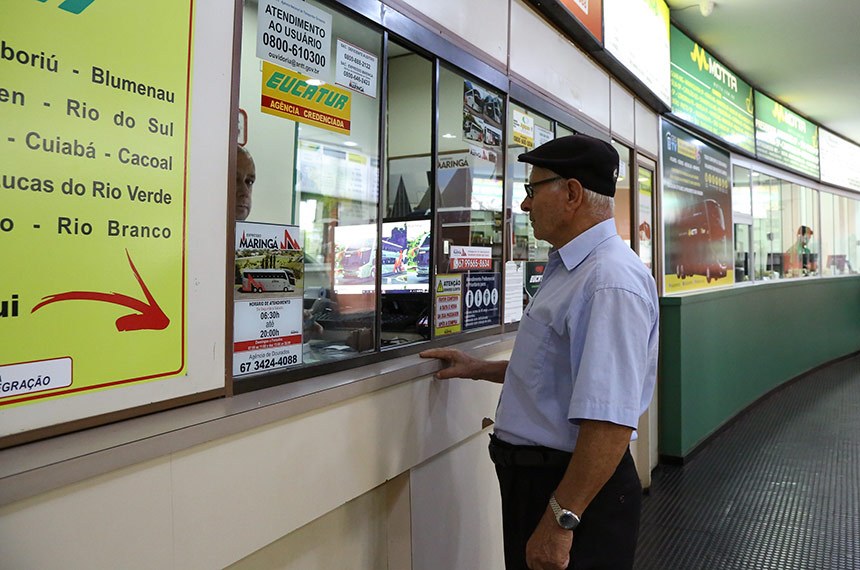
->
xmin=658 ymin=276 xmax=860 ymax=461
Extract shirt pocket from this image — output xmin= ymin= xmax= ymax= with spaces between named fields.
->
xmin=508 ymin=312 xmax=551 ymax=388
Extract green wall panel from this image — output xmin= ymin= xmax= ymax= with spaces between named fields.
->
xmin=658 ymin=277 xmax=860 ymax=459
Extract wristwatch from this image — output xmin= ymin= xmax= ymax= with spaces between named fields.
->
xmin=549 ymin=495 xmax=581 ymax=531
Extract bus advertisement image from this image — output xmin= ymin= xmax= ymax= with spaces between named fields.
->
xmin=669 ymin=199 xmax=729 ymax=283
xmin=234 ymin=222 xmax=304 ymax=298
xmin=241 ymin=268 xmax=296 ymax=293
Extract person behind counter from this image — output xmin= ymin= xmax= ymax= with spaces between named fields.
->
xmin=421 ymin=134 xmax=659 ymax=570
xmin=235 ymin=145 xmax=256 ymax=221
xmin=784 ymin=225 xmax=815 ymax=276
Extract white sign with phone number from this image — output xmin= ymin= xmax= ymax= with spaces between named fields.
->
xmin=336 ymin=39 xmax=377 ymax=98
xmin=256 ymin=0 xmax=332 ymax=82
xmin=233 ymin=298 xmax=303 ymax=376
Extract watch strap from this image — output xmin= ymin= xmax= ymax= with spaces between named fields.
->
xmin=549 ymin=495 xmax=564 ymax=518
xmin=549 ymin=495 xmax=580 ymax=530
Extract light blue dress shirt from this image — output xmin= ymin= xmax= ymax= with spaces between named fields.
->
xmin=494 ymin=219 xmax=659 ymax=452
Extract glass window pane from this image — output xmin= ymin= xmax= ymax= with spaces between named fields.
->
xmin=733 ymin=222 xmax=751 ymax=282
xmin=832 ymin=195 xmax=851 ymax=275
xmin=803 ymin=187 xmax=819 ymax=276
xmin=436 ymin=66 xmax=504 ymax=335
xmin=781 ymin=182 xmax=819 ymax=278
xmin=234 ymin=0 xmax=381 ymax=378
xmin=731 ymin=166 xmax=751 ymax=282
xmin=507 ymin=103 xmax=553 ymax=321
xmin=637 ymin=166 xmax=654 ymax=270
xmin=508 ymin=103 xmax=553 ymax=262
xmin=780 ymin=181 xmax=800 ymax=276
xmin=556 ymin=124 xmax=575 ymax=138
xmin=381 ymin=41 xmax=433 ymax=346
xmin=842 ymin=198 xmax=860 ymax=274
xmin=820 ymin=192 xmax=835 ymax=275
xmin=612 ymin=141 xmax=632 ymax=247
xmin=732 ymin=166 xmax=752 ymax=216
xmin=751 ymin=172 xmax=781 ymax=279
xmin=822 ymin=193 xmax=854 ymax=277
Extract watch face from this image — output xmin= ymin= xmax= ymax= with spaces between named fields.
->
xmin=559 ymin=512 xmax=579 ymax=530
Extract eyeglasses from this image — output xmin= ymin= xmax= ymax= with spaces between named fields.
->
xmin=523 ymin=176 xmax=564 ymax=199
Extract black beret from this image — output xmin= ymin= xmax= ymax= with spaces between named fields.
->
xmin=518 ymin=134 xmax=619 ymax=197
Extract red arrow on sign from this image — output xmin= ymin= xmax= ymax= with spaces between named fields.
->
xmin=31 ymin=250 xmax=170 ymax=332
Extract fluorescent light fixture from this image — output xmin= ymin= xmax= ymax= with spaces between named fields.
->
xmin=442 ymin=133 xmax=457 ymax=139
xmin=306 ymin=79 xmax=324 ymax=86
xmin=343 ymin=141 xmax=358 ymax=147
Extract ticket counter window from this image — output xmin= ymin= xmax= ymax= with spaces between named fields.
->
xmin=233 ymin=0 xmax=382 ymax=378
xmin=435 ymin=66 xmax=504 ymax=334
xmin=381 ymin=41 xmax=433 ymax=346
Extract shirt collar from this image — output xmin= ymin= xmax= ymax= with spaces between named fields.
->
xmin=555 ymin=218 xmax=617 ymax=271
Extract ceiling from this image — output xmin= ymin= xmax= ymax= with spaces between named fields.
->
xmin=666 ymin=0 xmax=860 ymax=146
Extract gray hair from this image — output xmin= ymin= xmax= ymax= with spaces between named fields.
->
xmin=582 ymin=188 xmax=614 ymax=220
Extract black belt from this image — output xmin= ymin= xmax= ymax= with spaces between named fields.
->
xmin=488 ymin=433 xmax=572 ymax=468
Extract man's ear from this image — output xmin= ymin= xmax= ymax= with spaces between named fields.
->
xmin=566 ymin=178 xmax=585 ymax=208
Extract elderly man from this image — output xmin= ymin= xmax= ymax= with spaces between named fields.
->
xmin=235 ymin=145 xmax=255 ymax=221
xmin=421 ymin=134 xmax=659 ymax=570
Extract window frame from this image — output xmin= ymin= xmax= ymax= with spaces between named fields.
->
xmin=231 ymin=0 xmax=518 ymax=393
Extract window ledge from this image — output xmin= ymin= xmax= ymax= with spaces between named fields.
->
xmin=0 ymin=332 xmax=516 ymax=507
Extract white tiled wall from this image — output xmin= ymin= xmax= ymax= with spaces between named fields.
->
xmin=509 ymin=0 xmax=611 ymax=129
xmin=1 ymin=361 xmax=506 ymax=569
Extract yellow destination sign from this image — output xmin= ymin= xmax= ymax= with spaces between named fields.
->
xmin=0 ymin=1 xmax=193 ymax=407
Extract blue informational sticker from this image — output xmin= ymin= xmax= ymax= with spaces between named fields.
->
xmin=463 ymin=272 xmax=500 ymax=330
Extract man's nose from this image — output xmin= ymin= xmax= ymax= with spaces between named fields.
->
xmin=520 ymin=196 xmax=531 ymax=212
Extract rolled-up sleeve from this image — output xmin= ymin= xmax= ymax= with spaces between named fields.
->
xmin=568 ymin=286 xmax=654 ymax=429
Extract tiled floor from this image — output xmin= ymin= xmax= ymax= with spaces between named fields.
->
xmin=635 ymin=354 xmax=860 ymax=570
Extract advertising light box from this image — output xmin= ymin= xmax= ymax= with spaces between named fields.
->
xmin=819 ymin=129 xmax=860 ymax=191
xmin=661 ymin=120 xmax=733 ymax=293
xmin=670 ymin=26 xmax=755 ymax=154
xmin=604 ymin=0 xmax=671 ymax=106
xmin=754 ymin=92 xmax=820 ymax=179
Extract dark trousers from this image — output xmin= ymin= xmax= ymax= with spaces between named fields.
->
xmin=490 ymin=435 xmax=642 ymax=570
